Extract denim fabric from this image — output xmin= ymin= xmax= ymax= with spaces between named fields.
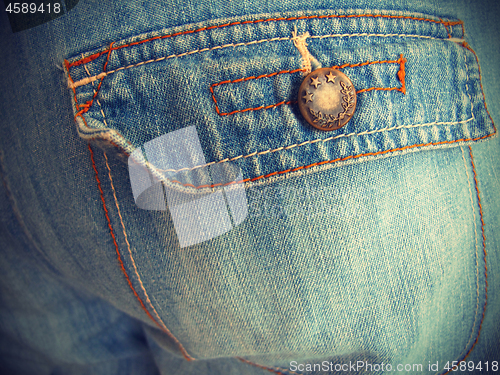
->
xmin=1 ymin=1 xmax=500 ymax=375
xmin=65 ymin=8 xmax=493 ymax=189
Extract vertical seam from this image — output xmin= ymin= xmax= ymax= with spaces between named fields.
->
xmin=440 ymin=145 xmax=488 ymax=375
xmin=82 ymin=55 xmax=110 ymax=128
xmin=88 ymin=144 xmax=194 ymax=361
xmin=459 ymin=146 xmax=481 ymax=356
xmin=460 ymin=42 xmax=496 ymax=131
xmin=440 ymin=17 xmax=452 ymax=39
xmin=469 ymin=145 xmax=489 ymax=328
xmin=463 ymin=43 xmax=474 ymax=121
xmin=102 ymin=153 xmax=194 ymax=361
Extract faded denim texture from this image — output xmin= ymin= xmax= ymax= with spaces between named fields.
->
xmin=1 ymin=0 xmax=500 ymax=374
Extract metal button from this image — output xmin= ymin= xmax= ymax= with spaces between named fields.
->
xmin=298 ymin=68 xmax=356 ymax=131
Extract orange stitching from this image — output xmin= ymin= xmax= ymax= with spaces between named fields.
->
xmin=65 ymin=59 xmax=80 ymax=111
xmin=468 ymin=145 xmax=488 ymax=344
xmin=102 ymin=152 xmax=194 ymax=361
xmin=88 ymin=144 xmax=194 ymax=361
xmin=442 ymin=145 xmax=488 ymax=375
xmin=210 ymin=68 xmax=304 ymax=115
xmin=211 ymin=56 xmax=406 ymax=116
xmin=212 ymin=68 xmax=306 ymax=87
xmin=165 ymin=133 xmax=494 ymax=189
xmin=397 ymin=53 xmax=407 ymax=94
xmin=357 ymin=86 xmax=400 ymax=94
xmin=440 ymin=17 xmax=452 ymax=38
xmin=65 ymin=58 xmax=92 ymax=129
xmin=67 ymin=14 xmax=462 ymax=68
xmin=459 ymin=146 xmax=481 ymax=361
xmin=75 ymin=42 xmax=115 ymax=120
xmin=330 ymin=56 xmax=398 ymax=70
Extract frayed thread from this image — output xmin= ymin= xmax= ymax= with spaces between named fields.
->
xmin=291 ymin=27 xmax=321 ymax=74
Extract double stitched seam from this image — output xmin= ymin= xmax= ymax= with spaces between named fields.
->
xmin=439 ymin=146 xmax=488 ymax=375
xmin=82 ymin=55 xmax=110 ymax=128
xmin=461 ymin=42 xmax=495 ymax=128
xmin=102 ymin=153 xmax=194 ymax=361
xmin=440 ymin=17 xmax=452 ymax=38
xmin=66 ymin=57 xmax=136 ymax=152
xmin=68 ymin=34 xmax=451 ymax=90
xmin=66 ymin=13 xmax=462 ymax=69
xmin=74 ymin=44 xmax=494 ymax=190
xmin=209 ymin=55 xmax=407 ymax=116
xmin=167 ymin=133 xmax=493 ymax=190
xmin=457 ymin=147 xmax=481 ymax=366
xmin=88 ymin=144 xmax=194 ymax=361
xmin=237 ymin=358 xmax=300 ymax=375
xmin=74 ymin=42 xmax=114 ymax=121
xmin=68 ymin=18 xmax=495 ymax=192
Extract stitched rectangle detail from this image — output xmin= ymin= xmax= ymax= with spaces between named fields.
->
xmin=210 ymin=55 xmax=407 ymax=116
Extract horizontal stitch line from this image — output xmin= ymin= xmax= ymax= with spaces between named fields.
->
xmin=69 ymin=33 xmax=457 ymax=89
xmin=211 ymin=87 xmax=401 ymax=116
xmin=357 ymin=86 xmax=401 ymax=93
xmin=211 ymin=57 xmax=401 ymax=89
xmin=209 ymin=68 xmax=305 ymax=116
xmin=158 ymin=116 xmax=474 ymax=173
xmin=212 ymin=68 xmax=306 ymax=87
xmin=68 ymin=14 xmax=462 ymax=68
xmin=216 ymin=100 xmax=297 ymax=116
xmin=310 ymin=32 xmax=460 ymax=41
xmin=330 ymin=57 xmax=402 ymax=69
xmin=165 ymin=132 xmax=492 ymax=189
xmin=69 ymin=36 xmax=290 ymax=89
xmin=210 ymin=55 xmax=406 ymax=116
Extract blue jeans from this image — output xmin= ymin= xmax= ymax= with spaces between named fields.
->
xmin=1 ymin=0 xmax=499 ymax=374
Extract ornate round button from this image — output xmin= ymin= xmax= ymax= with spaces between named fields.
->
xmin=298 ymin=68 xmax=357 ymax=131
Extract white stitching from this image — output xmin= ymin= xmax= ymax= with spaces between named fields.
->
xmin=69 ymin=36 xmax=291 ymax=88
xmin=158 ymin=117 xmax=474 ymax=173
xmin=291 ymin=27 xmax=321 ymax=74
xmin=309 ymin=32 xmax=461 ymax=40
xmin=82 ymin=54 xmax=110 ymax=128
xmin=102 ymin=152 xmax=195 ymax=360
xmin=68 ymin=33 xmax=463 ymax=89
xmin=457 ymin=146 xmax=481 ymax=369
xmin=73 ymin=35 xmax=474 ymax=178
xmin=464 ymin=44 xmax=475 ymax=121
